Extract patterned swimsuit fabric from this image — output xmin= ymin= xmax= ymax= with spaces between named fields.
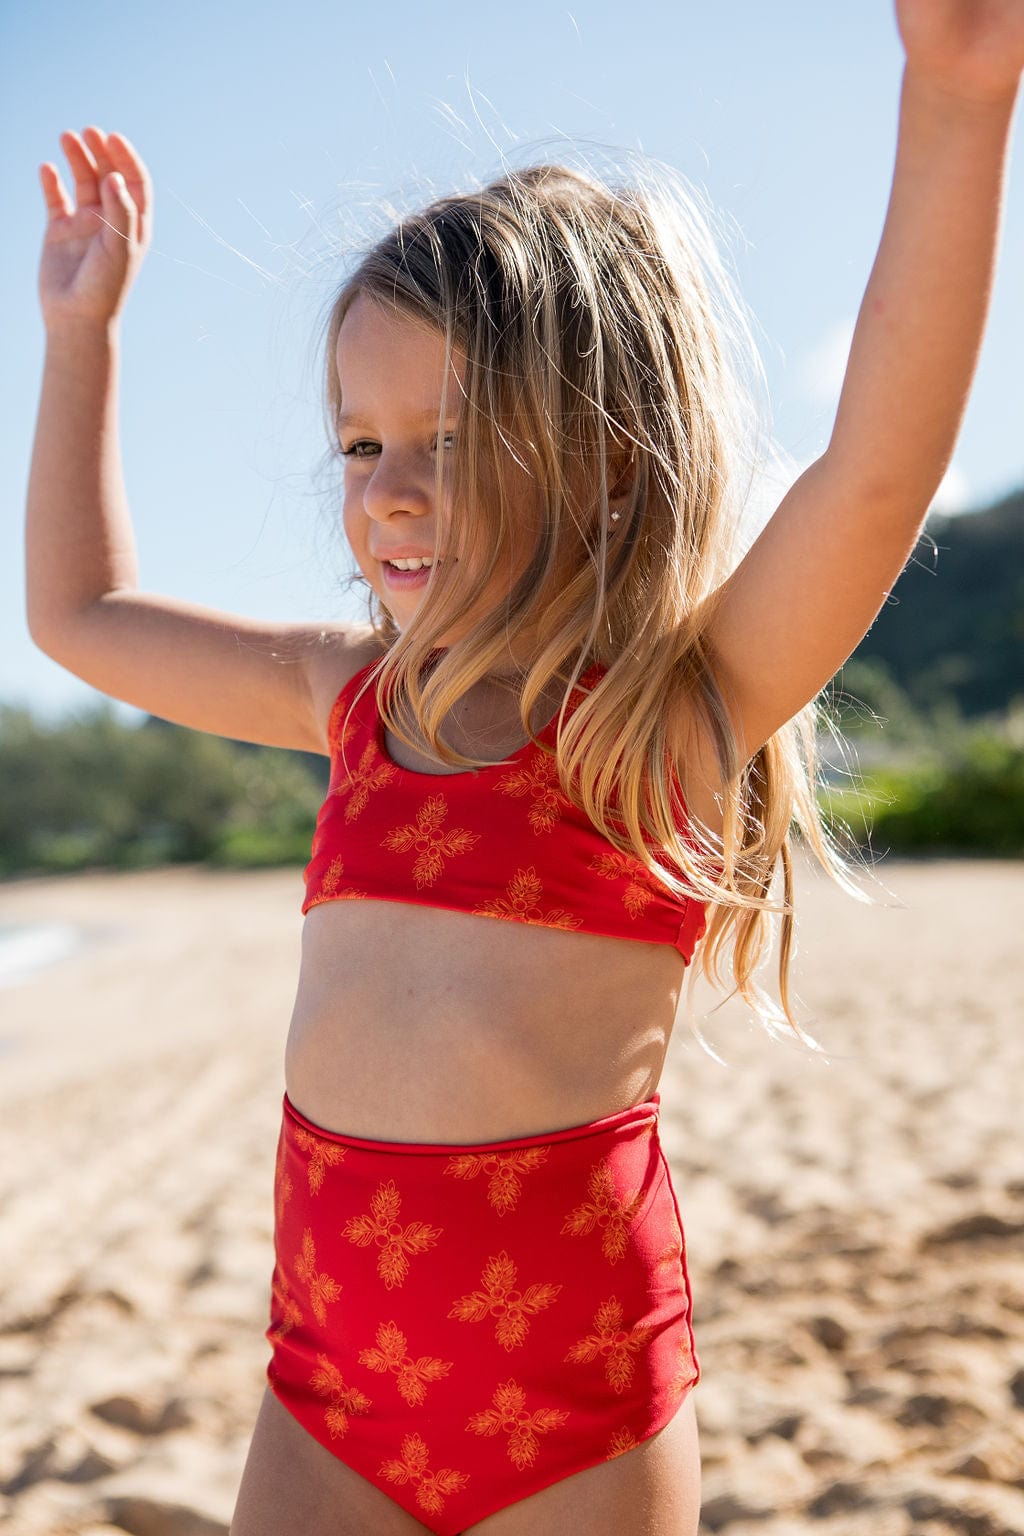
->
xmin=274 ymin=658 xmax=706 ymax=1525
xmin=301 ymin=659 xmax=708 ymax=960
xmin=267 ymin=1093 xmax=700 ymax=1534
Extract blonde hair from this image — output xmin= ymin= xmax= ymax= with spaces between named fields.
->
xmin=320 ymin=159 xmax=855 ymax=1039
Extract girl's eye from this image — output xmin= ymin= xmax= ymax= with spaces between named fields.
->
xmin=340 ymin=433 xmax=455 ymax=459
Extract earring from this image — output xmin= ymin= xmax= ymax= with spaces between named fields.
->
xmin=610 ymin=511 xmax=621 ymax=522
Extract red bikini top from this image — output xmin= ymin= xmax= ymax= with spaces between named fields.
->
xmin=302 ymin=659 xmax=708 ymax=961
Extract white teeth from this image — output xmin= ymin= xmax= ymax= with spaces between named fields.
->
xmin=388 ymin=556 xmax=434 ymax=570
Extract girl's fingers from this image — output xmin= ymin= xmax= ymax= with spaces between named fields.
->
xmin=77 ymin=127 xmax=151 ymax=243
xmin=105 ymin=134 xmax=151 ymax=202
xmin=47 ymin=125 xmax=151 ymax=246
xmin=96 ymin=168 xmax=138 ymax=251
xmin=39 ymin=161 xmax=73 ymax=219
xmin=81 ymin=125 xmax=115 ymax=182
xmin=59 ymin=130 xmax=100 ymax=207
xmin=104 ymin=131 xmax=152 ymax=216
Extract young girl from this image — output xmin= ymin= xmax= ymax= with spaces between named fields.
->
xmin=27 ymin=6 xmax=1023 ymax=1533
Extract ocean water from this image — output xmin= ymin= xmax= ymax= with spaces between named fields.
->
xmin=0 ymin=921 xmax=85 ymax=992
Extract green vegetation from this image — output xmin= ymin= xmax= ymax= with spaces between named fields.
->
xmin=820 ymin=485 xmax=1024 ymax=855
xmin=0 ymin=704 xmax=325 ymax=877
xmin=821 ymin=710 xmax=1024 ymax=857
xmin=3 ymin=489 xmax=1020 ymax=873
xmin=852 ymin=487 xmax=1023 ymax=720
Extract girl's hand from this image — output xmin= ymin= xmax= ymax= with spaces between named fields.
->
xmin=896 ymin=0 xmax=1024 ymax=105
xmin=37 ymin=127 xmax=152 ymax=331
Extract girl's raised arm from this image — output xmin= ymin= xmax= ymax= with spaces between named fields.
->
xmin=700 ymin=2 xmax=1024 ymax=760
xmin=26 ymin=128 xmax=369 ymax=753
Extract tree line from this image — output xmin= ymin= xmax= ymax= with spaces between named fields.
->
xmin=3 ymin=490 xmax=1020 ymax=875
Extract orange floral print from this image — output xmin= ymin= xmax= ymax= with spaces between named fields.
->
xmin=466 ymin=1379 xmax=569 ymax=1469
xmin=293 ymin=1127 xmax=346 ymax=1196
xmin=473 ymin=866 xmax=581 ymax=929
xmin=294 ymin=1228 xmax=342 ymax=1326
xmin=379 ymin=1432 xmax=470 ymax=1518
xmin=274 ymin=1136 xmax=293 ymax=1228
xmin=310 ymin=1354 xmax=372 ymax=1440
xmin=670 ymin=1336 xmax=699 ymax=1398
xmin=334 ymin=740 xmax=397 ymax=823
xmin=561 ymin=1158 xmax=644 ymax=1263
xmin=306 ymin=854 xmax=368 ymax=906
xmin=358 ymin=1320 xmax=453 ymax=1406
xmin=449 ymin=1250 xmax=562 ymax=1351
xmin=495 ymin=750 xmax=567 ymax=834
xmin=381 ymin=794 xmax=479 ymax=888
xmin=343 ymin=1180 xmax=442 ymax=1289
xmin=329 ymin=713 xmax=358 ymax=760
xmin=268 ymin=1270 xmax=303 ymax=1343
xmin=656 ymin=1240 xmax=682 ymax=1272
xmin=444 ymin=1145 xmax=549 ymax=1216
xmin=589 ymin=851 xmax=655 ymax=919
xmin=606 ymin=1427 xmax=640 ymax=1459
xmin=564 ymin=1296 xmax=651 ymax=1393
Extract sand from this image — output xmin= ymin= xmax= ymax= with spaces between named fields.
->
xmin=0 ymin=858 xmax=1022 ymax=1536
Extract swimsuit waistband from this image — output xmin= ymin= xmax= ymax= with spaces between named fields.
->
xmin=281 ymin=1091 xmax=660 ymax=1158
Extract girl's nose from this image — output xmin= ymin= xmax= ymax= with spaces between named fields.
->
xmin=361 ymin=454 xmax=432 ymax=522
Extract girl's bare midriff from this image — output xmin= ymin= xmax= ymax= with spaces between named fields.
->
xmin=286 ymin=659 xmax=694 ymax=1144
xmin=286 ymin=901 xmax=686 ymax=1144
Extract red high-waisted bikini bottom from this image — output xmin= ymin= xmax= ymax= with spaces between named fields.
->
xmin=266 ymin=1093 xmax=699 ymax=1534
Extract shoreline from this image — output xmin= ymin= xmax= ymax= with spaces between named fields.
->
xmin=0 ymin=919 xmax=92 ymax=993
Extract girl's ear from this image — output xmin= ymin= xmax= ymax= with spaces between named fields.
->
xmin=607 ymin=448 xmax=636 ymax=510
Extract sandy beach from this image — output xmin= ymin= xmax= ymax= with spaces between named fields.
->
xmin=0 ymin=857 xmax=1021 ymax=1536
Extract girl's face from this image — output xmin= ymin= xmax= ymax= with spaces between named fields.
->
xmin=335 ymin=292 xmax=536 ymax=645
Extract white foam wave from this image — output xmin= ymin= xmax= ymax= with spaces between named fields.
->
xmin=0 ymin=922 xmax=85 ymax=991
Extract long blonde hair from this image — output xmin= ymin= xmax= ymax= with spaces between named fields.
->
xmin=320 ymin=159 xmax=855 ymax=1038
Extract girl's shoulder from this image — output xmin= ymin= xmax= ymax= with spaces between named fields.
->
xmin=307 ymin=625 xmax=389 ymax=756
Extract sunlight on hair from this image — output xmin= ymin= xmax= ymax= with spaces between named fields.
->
xmin=162 ymin=80 xmax=890 ymax=1054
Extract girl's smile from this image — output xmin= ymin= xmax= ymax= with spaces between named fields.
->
xmin=379 ymin=554 xmax=444 ymax=593
xmin=335 ymin=292 xmax=536 ymax=647
xmin=335 ymin=293 xmax=462 ymax=631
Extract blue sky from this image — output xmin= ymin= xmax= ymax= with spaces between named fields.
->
xmin=3 ymin=0 xmax=1022 ymax=720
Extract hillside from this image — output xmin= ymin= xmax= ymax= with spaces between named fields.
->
xmin=849 ymin=486 xmax=1023 ymax=717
